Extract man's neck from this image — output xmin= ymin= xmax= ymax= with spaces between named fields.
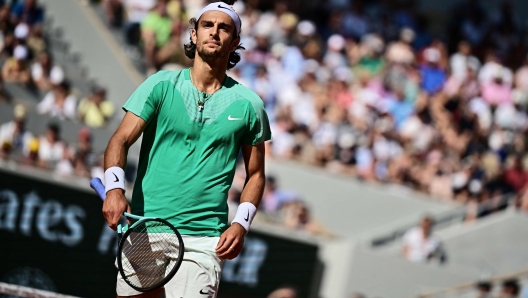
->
xmin=191 ymin=58 xmax=227 ymax=94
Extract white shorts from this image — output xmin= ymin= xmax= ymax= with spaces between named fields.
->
xmin=116 ymin=236 xmax=223 ymax=298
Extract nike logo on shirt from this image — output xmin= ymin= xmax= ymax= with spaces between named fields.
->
xmin=200 ymin=289 xmax=210 ymax=295
xmin=228 ymin=115 xmax=243 ymax=121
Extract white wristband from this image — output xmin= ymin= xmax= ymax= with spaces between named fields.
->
xmin=104 ymin=166 xmax=125 ymax=193
xmin=231 ymin=202 xmax=257 ymax=234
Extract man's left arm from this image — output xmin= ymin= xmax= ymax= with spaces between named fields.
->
xmin=216 ymin=143 xmax=265 ymax=260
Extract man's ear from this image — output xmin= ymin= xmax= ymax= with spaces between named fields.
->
xmin=191 ymin=28 xmax=197 ymax=44
xmin=230 ymin=37 xmax=240 ymax=52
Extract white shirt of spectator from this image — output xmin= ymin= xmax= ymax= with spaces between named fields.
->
xmin=32 ymin=63 xmax=64 ymax=84
xmin=450 ymin=52 xmax=481 ymax=81
xmin=0 ymin=121 xmax=33 ymax=155
xmin=478 ymin=61 xmax=513 ymax=87
xmin=270 ymin=122 xmax=295 ymax=157
xmin=38 ymin=136 xmax=65 ymax=165
xmin=124 ymin=0 xmax=156 ymax=23
xmin=37 ymin=91 xmax=77 ymax=120
xmin=403 ymin=227 xmax=440 ymax=262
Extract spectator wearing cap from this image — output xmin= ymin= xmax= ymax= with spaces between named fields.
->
xmin=0 ymin=104 xmax=32 ymax=159
xmin=419 ymin=47 xmax=447 ymax=95
xmin=323 ymin=34 xmax=347 ymax=70
xmin=31 ymin=51 xmax=64 ymax=91
xmin=355 ymin=34 xmax=386 ymax=77
xmin=37 ymin=80 xmax=77 ymax=120
xmin=479 ymin=52 xmax=513 ymax=87
xmin=2 ymin=44 xmax=30 ymax=84
xmin=77 ymin=86 xmax=115 ymax=128
xmin=13 ymin=22 xmax=29 ymax=44
xmin=480 ymin=63 xmax=513 ymax=107
xmin=37 ymin=122 xmax=66 ymax=170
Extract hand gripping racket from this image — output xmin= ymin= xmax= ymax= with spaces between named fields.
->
xmin=90 ymin=178 xmax=184 ymax=292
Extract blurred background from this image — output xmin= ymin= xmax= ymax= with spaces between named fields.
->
xmin=0 ymin=0 xmax=528 ymax=297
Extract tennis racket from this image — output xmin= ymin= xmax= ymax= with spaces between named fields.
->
xmin=90 ymin=177 xmax=185 ymax=292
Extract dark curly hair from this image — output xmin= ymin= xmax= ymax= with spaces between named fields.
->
xmin=183 ymin=2 xmax=245 ymax=70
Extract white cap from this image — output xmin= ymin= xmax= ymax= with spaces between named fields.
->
xmin=334 ymin=66 xmax=352 ymax=82
xmin=50 ymin=66 xmax=65 ymax=84
xmin=13 ymin=45 xmax=28 ymax=60
xmin=297 ymin=20 xmax=316 ymax=36
xmin=197 ymin=2 xmax=241 ymax=36
xmin=424 ymin=47 xmax=441 ymax=63
xmin=327 ymin=34 xmax=346 ymax=52
xmin=232 ymin=1 xmax=245 ymax=14
xmin=14 ymin=23 xmax=29 ymax=40
xmin=270 ymin=42 xmax=287 ymax=58
xmin=303 ymin=59 xmax=319 ymax=74
xmin=400 ymin=27 xmax=415 ymax=43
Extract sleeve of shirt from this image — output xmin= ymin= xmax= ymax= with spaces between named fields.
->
xmin=242 ymin=98 xmax=272 ymax=145
xmin=122 ymin=72 xmax=164 ymax=123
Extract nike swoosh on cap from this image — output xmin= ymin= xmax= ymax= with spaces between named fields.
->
xmin=217 ymin=4 xmax=233 ymax=11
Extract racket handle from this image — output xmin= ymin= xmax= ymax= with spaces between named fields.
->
xmin=90 ymin=177 xmax=106 ymax=200
xmin=117 ymin=223 xmax=122 ymax=244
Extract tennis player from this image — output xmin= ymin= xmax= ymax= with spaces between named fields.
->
xmin=101 ymin=0 xmax=271 ymax=297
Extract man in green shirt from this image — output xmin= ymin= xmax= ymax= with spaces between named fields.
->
xmin=102 ymin=1 xmax=271 ymax=297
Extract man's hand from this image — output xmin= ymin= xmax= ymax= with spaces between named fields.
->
xmin=215 ymin=223 xmax=246 ymax=260
xmin=102 ymin=189 xmax=129 ymax=231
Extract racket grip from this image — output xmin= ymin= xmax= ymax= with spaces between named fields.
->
xmin=117 ymin=223 xmax=122 ymax=244
xmin=90 ymin=177 xmax=106 ymax=200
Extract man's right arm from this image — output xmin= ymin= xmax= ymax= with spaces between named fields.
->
xmin=102 ymin=111 xmax=147 ymax=230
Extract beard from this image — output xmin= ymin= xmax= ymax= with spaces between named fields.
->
xmin=196 ymin=38 xmax=231 ymax=62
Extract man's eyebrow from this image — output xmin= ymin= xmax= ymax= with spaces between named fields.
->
xmin=199 ymin=19 xmax=233 ymax=29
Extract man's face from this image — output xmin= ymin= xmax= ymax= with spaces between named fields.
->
xmin=192 ymin=11 xmax=239 ymax=62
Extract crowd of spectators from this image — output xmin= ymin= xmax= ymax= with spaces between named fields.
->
xmin=102 ymin=0 xmax=528 ymax=221
xmin=3 ymin=0 xmax=528 ymax=235
xmin=0 ymin=0 xmax=115 ymax=125
xmin=0 ymin=103 xmax=106 ymax=180
xmin=0 ymin=0 xmax=114 ymax=183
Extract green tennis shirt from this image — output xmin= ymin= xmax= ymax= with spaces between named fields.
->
xmin=123 ymin=69 xmax=272 ymax=236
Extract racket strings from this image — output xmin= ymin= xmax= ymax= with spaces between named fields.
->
xmin=120 ymin=220 xmax=181 ymax=288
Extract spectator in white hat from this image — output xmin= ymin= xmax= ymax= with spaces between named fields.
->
xmin=2 ymin=44 xmax=30 ymax=84
xmin=37 ymin=80 xmax=77 ymax=120
xmin=419 ymin=47 xmax=447 ymax=95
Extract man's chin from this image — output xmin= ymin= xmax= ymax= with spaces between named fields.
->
xmin=197 ymin=48 xmax=226 ymax=61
